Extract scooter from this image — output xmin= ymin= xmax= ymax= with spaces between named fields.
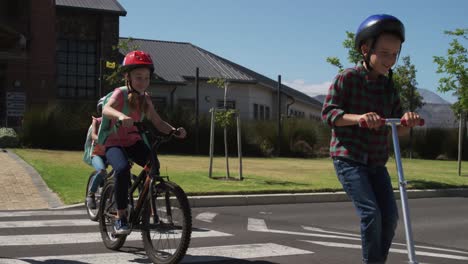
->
xmin=359 ymin=117 xmax=425 ymax=264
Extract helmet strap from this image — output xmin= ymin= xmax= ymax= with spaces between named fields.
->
xmin=126 ymin=79 xmax=141 ymax=95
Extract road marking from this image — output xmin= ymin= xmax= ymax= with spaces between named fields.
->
xmin=302 ymin=226 xmax=468 ymax=256
xmin=248 ymin=218 xmax=360 ymax=241
xmin=2 ymin=243 xmax=313 ymax=263
xmin=392 ymin=242 xmax=468 ymax=255
xmin=0 ymin=219 xmax=96 ymax=228
xmin=302 ymin=240 xmax=468 ymax=261
xmin=302 ymin=226 xmax=360 ymax=238
xmin=195 ymin=212 xmax=217 ymax=223
xmin=0 ymin=228 xmax=232 ymax=246
xmin=0 ymin=210 xmax=86 ymax=218
xmin=248 ymin=218 xmax=270 ymax=232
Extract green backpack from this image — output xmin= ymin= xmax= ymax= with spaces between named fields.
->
xmin=83 ymin=86 xmax=149 ymax=166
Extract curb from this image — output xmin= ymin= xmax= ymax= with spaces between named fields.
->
xmin=53 ymin=188 xmax=468 ymax=210
xmin=188 ymin=188 xmax=468 ymax=208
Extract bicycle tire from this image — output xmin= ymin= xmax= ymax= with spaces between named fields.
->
xmin=141 ymin=181 xmax=192 ymax=264
xmin=85 ymin=171 xmax=100 ymax=221
xmin=98 ymin=181 xmax=127 ymax=250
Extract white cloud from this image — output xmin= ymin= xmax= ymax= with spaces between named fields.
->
xmin=283 ymin=79 xmax=331 ymax=97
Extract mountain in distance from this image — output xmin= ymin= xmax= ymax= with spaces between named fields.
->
xmin=313 ymin=88 xmax=457 ymax=128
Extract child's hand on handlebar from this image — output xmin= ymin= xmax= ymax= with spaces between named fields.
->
xmin=358 ymin=112 xmax=383 ymax=129
xmin=118 ymin=115 xmax=134 ymax=128
xmin=174 ymin=127 xmax=187 ymax=139
xmin=401 ymin=112 xmax=421 ymax=127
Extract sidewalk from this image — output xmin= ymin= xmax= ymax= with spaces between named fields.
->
xmin=0 ymin=149 xmax=62 ymax=210
xmin=1 ymin=148 xmax=467 ymax=211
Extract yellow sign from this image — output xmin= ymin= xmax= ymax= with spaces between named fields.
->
xmin=106 ymin=61 xmax=116 ymax=69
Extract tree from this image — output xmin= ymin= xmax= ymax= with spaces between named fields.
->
xmin=393 ymin=56 xmax=424 ymax=113
xmin=104 ymin=38 xmax=139 ymax=87
xmin=207 ymin=78 xmax=241 ymax=180
xmin=393 ymin=56 xmax=424 ymax=159
xmin=433 ymin=28 xmax=468 ymax=114
xmin=326 ymin=31 xmax=360 ymax=72
xmin=433 ymin=28 xmax=468 ymax=176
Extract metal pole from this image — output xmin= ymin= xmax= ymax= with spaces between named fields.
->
xmin=223 ymin=82 xmax=230 ymax=179
xmin=277 ymin=75 xmax=281 ymax=156
xmin=99 ymin=58 xmax=103 ymax=98
xmin=208 ymin=108 xmax=215 ymax=178
xmin=195 ymin=67 xmax=199 ymax=154
xmin=389 ymin=120 xmax=418 ymax=264
xmin=409 ymin=85 xmax=414 ymax=159
xmin=236 ymin=112 xmax=243 ymax=180
xmin=458 ymin=112 xmax=464 ymax=176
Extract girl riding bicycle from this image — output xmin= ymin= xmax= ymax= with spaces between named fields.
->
xmin=102 ymin=50 xmax=186 ymax=235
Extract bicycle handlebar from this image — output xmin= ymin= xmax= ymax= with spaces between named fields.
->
xmin=358 ymin=118 xmax=425 ymax=128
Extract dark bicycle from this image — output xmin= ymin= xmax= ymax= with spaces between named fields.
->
xmin=85 ymin=168 xmax=137 ymax=222
xmin=98 ymin=122 xmax=192 ymax=264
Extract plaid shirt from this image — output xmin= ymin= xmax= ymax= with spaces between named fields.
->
xmin=322 ymin=62 xmax=402 ymax=166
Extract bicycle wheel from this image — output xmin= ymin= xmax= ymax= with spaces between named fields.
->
xmin=85 ymin=171 xmax=101 ymax=221
xmin=141 ymin=181 xmax=192 ymax=264
xmin=98 ymin=181 xmax=127 ymax=250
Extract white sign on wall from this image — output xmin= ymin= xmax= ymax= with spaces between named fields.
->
xmin=6 ymin=92 xmax=26 ymax=117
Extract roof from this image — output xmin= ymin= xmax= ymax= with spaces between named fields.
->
xmin=56 ymin=0 xmax=127 ymax=16
xmin=119 ymin=38 xmax=322 ymax=107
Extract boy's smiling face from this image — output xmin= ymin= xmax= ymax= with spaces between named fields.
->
xmin=361 ymin=33 xmax=402 ymax=76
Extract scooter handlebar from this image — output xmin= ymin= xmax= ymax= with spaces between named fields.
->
xmin=358 ymin=118 xmax=425 ymax=128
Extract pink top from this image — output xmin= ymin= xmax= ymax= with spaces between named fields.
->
xmin=104 ymin=88 xmax=154 ymax=147
xmin=92 ymin=117 xmax=106 ymax=156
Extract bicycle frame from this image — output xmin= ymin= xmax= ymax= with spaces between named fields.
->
xmin=125 ymin=122 xmax=176 ymax=227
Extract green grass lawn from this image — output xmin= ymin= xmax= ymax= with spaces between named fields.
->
xmin=12 ymin=149 xmax=468 ymax=205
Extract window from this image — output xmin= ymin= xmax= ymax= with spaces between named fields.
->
xmin=217 ymin=100 xmax=236 ymax=109
xmin=253 ymin=104 xmax=258 ymax=119
xmin=259 ymin=105 xmax=264 ymax=120
xmin=56 ymin=39 xmax=97 ymax=99
xmin=253 ymin=103 xmax=270 ymax=120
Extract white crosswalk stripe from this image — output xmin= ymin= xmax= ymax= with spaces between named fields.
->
xmin=0 ymin=218 xmax=95 ymax=228
xmin=195 ymin=212 xmax=217 ymax=223
xmin=0 ymin=228 xmax=232 ymax=246
xmin=0 ymin=209 xmax=314 ymax=263
xmin=1 ymin=243 xmax=313 ymax=264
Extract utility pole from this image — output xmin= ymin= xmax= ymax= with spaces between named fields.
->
xmin=277 ymin=75 xmax=282 ymax=156
xmin=195 ymin=67 xmax=200 ymax=154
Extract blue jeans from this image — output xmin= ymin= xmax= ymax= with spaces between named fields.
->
xmin=105 ymin=141 xmax=152 ymax=210
xmin=89 ymin=155 xmax=107 ymax=193
xmin=333 ymin=158 xmax=398 ymax=264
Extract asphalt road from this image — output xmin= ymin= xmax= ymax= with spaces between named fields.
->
xmin=0 ymin=197 xmax=467 ymax=264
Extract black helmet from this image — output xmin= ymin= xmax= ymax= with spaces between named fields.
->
xmin=355 ymin=14 xmax=405 ymax=51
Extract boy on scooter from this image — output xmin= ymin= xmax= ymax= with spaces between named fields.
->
xmin=322 ymin=14 xmax=421 ymax=264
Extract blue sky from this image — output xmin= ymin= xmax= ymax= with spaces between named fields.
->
xmin=118 ymin=0 xmax=467 ymax=104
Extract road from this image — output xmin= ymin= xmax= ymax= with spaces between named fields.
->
xmin=0 ymin=197 xmax=467 ymax=263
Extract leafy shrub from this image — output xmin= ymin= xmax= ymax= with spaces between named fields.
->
xmin=0 ymin=127 xmax=19 ymax=148
xmin=21 ymin=101 xmax=94 ymax=149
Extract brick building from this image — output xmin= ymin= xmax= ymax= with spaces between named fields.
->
xmin=0 ymin=0 xmax=125 ymax=127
